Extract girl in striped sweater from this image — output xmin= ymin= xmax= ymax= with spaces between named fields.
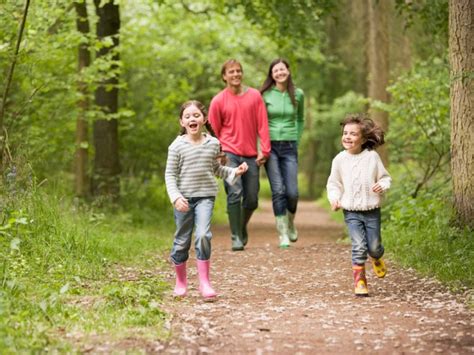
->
xmin=165 ymin=100 xmax=248 ymax=299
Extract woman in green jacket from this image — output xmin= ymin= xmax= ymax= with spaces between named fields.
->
xmin=260 ymin=58 xmax=305 ymax=248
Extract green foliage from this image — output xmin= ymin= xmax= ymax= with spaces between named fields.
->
xmin=379 ymin=55 xmax=471 ymax=290
xmin=300 ymin=91 xmax=367 ymax=198
xmin=375 ymin=57 xmax=450 ymax=198
xmin=395 ymin=0 xmax=448 ymax=38
xmin=0 ymin=178 xmax=172 ymax=352
xmin=383 ymin=181 xmax=473 ymax=290
xmin=394 ymin=0 xmax=448 ymax=59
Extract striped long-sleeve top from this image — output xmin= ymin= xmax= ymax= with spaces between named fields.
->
xmin=165 ymin=134 xmax=237 ymax=204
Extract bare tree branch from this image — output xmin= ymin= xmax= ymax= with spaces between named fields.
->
xmin=0 ymin=0 xmax=30 ymax=169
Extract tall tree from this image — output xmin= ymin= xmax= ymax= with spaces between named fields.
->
xmin=93 ymin=0 xmax=121 ymax=200
xmin=74 ymin=0 xmax=91 ymax=198
xmin=449 ymin=0 xmax=473 ymax=228
xmin=367 ymin=0 xmax=390 ymax=165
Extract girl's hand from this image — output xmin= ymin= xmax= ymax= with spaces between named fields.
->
xmin=174 ymin=197 xmax=189 ymax=212
xmin=331 ymin=200 xmax=341 ymax=211
xmin=372 ymin=182 xmax=384 ymax=194
xmin=235 ymin=162 xmax=248 ymax=176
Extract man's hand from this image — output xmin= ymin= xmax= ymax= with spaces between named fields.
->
xmin=255 ymin=152 xmax=267 ymax=167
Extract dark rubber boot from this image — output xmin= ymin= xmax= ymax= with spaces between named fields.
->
xmin=228 ymin=203 xmax=244 ymax=251
xmin=241 ymin=208 xmax=254 ymax=247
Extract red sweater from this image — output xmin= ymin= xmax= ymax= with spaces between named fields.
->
xmin=208 ymin=87 xmax=271 ymax=157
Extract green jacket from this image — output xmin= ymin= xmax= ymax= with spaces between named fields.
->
xmin=263 ymin=86 xmax=305 ymax=142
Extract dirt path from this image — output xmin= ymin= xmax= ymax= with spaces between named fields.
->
xmin=160 ymin=200 xmax=473 ymax=354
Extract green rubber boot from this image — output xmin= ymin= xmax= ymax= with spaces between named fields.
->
xmin=228 ymin=203 xmax=244 ymax=251
xmin=275 ymin=215 xmax=290 ymax=248
xmin=288 ymin=211 xmax=298 ymax=242
xmin=241 ymin=208 xmax=254 ymax=247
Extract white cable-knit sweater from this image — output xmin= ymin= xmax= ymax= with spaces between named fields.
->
xmin=326 ymin=149 xmax=391 ymax=211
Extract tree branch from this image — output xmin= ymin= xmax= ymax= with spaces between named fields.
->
xmin=0 ymin=0 xmax=30 ymax=167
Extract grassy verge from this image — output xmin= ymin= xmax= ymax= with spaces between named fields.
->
xmin=0 ymin=187 xmax=174 ymax=352
xmin=382 ymin=195 xmax=473 ymax=293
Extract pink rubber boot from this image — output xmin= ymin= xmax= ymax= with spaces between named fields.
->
xmin=196 ymin=259 xmax=217 ymax=299
xmin=173 ymin=262 xmax=187 ymax=297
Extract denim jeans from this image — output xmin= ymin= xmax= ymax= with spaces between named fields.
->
xmin=343 ymin=208 xmax=384 ymax=265
xmin=264 ymin=141 xmax=299 ymax=216
xmin=223 ymin=152 xmax=260 ymax=211
xmin=170 ymin=197 xmax=215 ymax=264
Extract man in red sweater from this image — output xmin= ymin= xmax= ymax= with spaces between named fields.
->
xmin=209 ymin=59 xmax=271 ymax=251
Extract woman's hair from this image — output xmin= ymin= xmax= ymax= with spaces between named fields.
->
xmin=260 ymin=58 xmax=297 ymax=107
xmin=178 ymin=100 xmax=216 ymax=137
xmin=341 ymin=113 xmax=385 ymax=150
xmin=220 ymin=59 xmax=243 ymax=83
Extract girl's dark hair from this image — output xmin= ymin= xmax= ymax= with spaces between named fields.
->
xmin=341 ymin=113 xmax=385 ymax=150
xmin=178 ymin=100 xmax=217 ymax=137
xmin=221 ymin=59 xmax=243 ymax=83
xmin=260 ymin=58 xmax=297 ymax=107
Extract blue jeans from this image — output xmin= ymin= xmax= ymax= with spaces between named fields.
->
xmin=170 ymin=197 xmax=215 ymax=264
xmin=223 ymin=152 xmax=260 ymax=211
xmin=343 ymin=208 xmax=384 ymax=265
xmin=264 ymin=141 xmax=299 ymax=216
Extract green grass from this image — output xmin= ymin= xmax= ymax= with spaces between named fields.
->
xmin=0 ymin=187 xmax=174 ymax=352
xmin=382 ymin=195 xmax=474 ymax=292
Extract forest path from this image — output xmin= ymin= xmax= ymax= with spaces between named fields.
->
xmin=160 ymin=200 xmax=473 ymax=354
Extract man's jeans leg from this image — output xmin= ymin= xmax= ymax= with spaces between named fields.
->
xmin=224 ymin=153 xmax=259 ymax=211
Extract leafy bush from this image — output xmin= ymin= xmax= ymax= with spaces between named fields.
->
xmin=379 ymin=57 xmax=472 ymax=290
xmin=377 ymin=57 xmax=450 ymax=198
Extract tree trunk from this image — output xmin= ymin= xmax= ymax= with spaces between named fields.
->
xmin=351 ymin=0 xmax=369 ymax=97
xmin=74 ymin=1 xmax=91 ymax=198
xmin=92 ymin=0 xmax=121 ymax=200
xmin=367 ymin=0 xmax=390 ymax=165
xmin=449 ymin=0 xmax=474 ymax=228
xmin=305 ymin=96 xmax=318 ymax=199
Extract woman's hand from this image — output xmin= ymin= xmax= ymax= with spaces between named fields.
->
xmin=174 ymin=197 xmax=189 ymax=212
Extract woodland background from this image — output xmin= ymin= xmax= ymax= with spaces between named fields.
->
xmin=0 ymin=0 xmax=472 ymax=351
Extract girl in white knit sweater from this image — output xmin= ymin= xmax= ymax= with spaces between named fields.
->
xmin=327 ymin=114 xmax=391 ymax=297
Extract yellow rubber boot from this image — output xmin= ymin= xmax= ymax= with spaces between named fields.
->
xmin=371 ymin=258 xmax=387 ymax=278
